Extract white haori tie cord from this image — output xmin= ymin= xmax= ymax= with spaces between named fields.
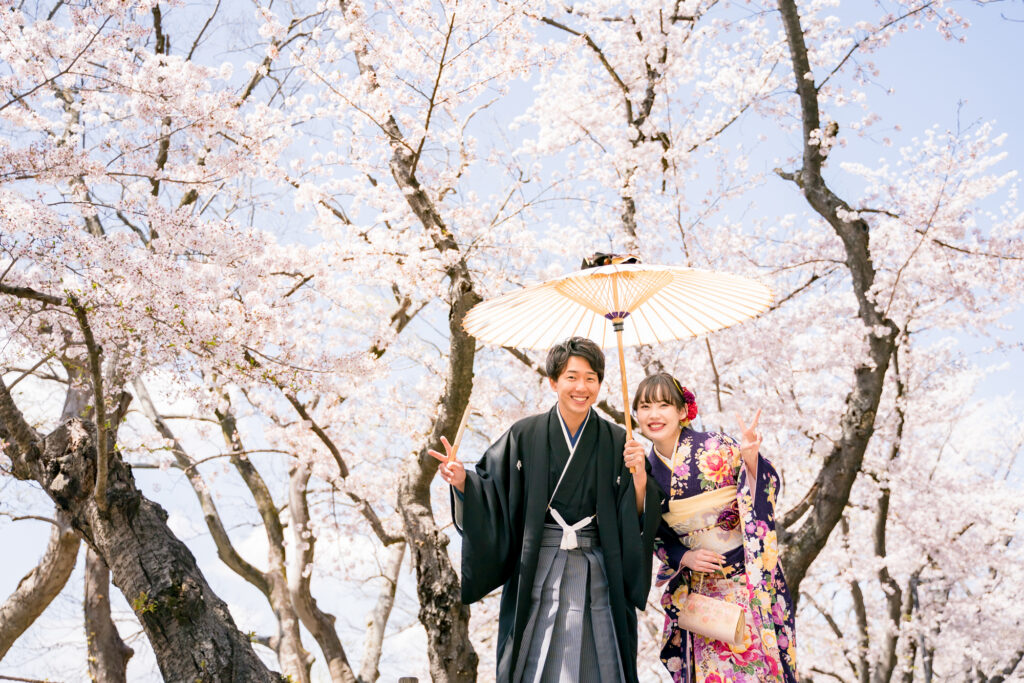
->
xmin=549 ymin=509 xmax=594 ymax=550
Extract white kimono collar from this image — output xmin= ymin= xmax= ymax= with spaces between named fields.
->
xmin=556 ymin=406 xmax=591 ymax=458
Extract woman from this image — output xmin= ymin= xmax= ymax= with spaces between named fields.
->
xmin=625 ymin=373 xmax=796 ymax=682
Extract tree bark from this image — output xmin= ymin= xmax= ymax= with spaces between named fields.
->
xmin=84 ymin=547 xmax=133 ymax=682
xmin=0 ymin=377 xmax=281 ymax=683
xmin=775 ymin=0 xmax=899 ymax=600
xmin=0 ymin=512 xmax=80 ymax=660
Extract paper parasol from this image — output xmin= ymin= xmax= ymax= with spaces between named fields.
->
xmin=463 ymin=260 xmax=772 ymax=443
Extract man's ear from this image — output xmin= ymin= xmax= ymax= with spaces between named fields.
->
xmin=548 ymin=377 xmax=558 ymax=391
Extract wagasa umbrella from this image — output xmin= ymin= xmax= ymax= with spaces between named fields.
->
xmin=462 ymin=256 xmax=773 ymax=447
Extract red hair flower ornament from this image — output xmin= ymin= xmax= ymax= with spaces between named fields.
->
xmin=673 ymin=379 xmax=699 ymax=424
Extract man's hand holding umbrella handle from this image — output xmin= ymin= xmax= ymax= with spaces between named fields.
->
xmin=429 ymin=436 xmax=466 ymax=493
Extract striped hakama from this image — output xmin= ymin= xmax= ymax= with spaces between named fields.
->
xmin=513 ymin=524 xmax=625 ymax=683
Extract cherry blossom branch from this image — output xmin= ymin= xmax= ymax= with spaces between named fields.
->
xmin=0 ymin=17 xmax=112 ymax=114
xmin=0 ymin=284 xmax=62 ymax=307
xmin=0 ymin=511 xmax=79 ymax=660
xmin=0 ymin=674 xmax=69 ymax=683
xmin=149 ymin=6 xmax=173 ymax=203
xmin=213 ymin=401 xmax=313 ymax=681
xmin=766 ymin=271 xmax=829 ymax=312
xmin=809 ymin=667 xmax=849 ymax=683
xmin=816 ymin=3 xmax=938 ymax=93
xmin=283 ymin=392 xmax=350 ymax=478
xmin=244 ymin=353 xmax=402 ymax=546
xmin=337 ymin=2 xmax=479 ymax=673
xmin=991 ymin=648 xmax=1024 ymax=683
xmin=774 ymin=0 xmax=900 ymax=600
xmin=802 ymin=592 xmax=860 ymax=676
xmin=67 ymin=295 xmax=110 ymax=514
xmin=358 ymin=540 xmax=406 ymax=683
xmin=186 ymin=0 xmax=222 ymax=61
xmin=538 ymin=16 xmax=633 ymax=122
xmin=920 ymin=232 xmax=1024 ymax=261
xmin=409 ymin=8 xmax=457 ymax=178
xmin=131 ymin=378 xmax=271 ymax=596
xmin=847 ymin=542 xmax=870 ymax=680
xmin=5 ymin=354 xmax=56 ymax=391
xmin=0 ymin=380 xmax=43 ymax=479
xmin=682 ymin=61 xmax=777 ymax=155
xmin=780 ymin=482 xmax=818 ymax=530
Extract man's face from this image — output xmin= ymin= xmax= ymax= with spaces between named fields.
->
xmin=548 ymin=355 xmax=601 ymax=424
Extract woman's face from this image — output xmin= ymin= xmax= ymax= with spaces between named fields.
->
xmin=635 ymin=395 xmax=687 ymax=444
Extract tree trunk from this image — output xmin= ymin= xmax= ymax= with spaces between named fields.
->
xmin=397 ymin=459 xmax=476 ymax=683
xmin=0 ymin=379 xmax=281 ymax=683
xmin=395 ymin=265 xmax=479 ymax=682
xmin=775 ymin=0 xmax=899 ymax=600
xmin=0 ymin=512 xmax=80 ymax=659
xmin=358 ymin=542 xmax=405 ymax=683
xmin=337 ymin=2 xmax=480 ymax=675
xmin=216 ymin=406 xmax=311 ymax=683
xmin=288 ymin=461 xmax=358 ymax=683
xmin=84 ymin=547 xmax=133 ymax=682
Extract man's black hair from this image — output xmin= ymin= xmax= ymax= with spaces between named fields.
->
xmin=545 ymin=336 xmax=605 ymax=383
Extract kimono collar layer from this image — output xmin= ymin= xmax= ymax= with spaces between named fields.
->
xmin=556 ymin=406 xmax=591 ymax=456
xmin=550 ymin=406 xmax=594 ymax=549
xmin=652 ymin=430 xmax=684 ymax=470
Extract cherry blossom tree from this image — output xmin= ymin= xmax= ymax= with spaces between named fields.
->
xmin=2 ymin=0 xmax=1022 ymax=681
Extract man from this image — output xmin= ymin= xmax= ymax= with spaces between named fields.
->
xmin=431 ymin=337 xmax=661 ymax=682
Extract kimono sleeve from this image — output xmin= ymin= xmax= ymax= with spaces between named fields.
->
xmin=451 ymin=426 xmax=523 ymax=604
xmin=737 ymin=452 xmax=782 ymax=583
xmin=617 ymin=455 xmax=663 ymax=610
xmin=653 ymin=520 xmax=689 ymax=589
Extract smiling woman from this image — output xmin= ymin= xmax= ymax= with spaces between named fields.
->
xmin=633 ymin=373 xmax=796 ymax=683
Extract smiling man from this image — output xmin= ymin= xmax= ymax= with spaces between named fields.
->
xmin=432 ymin=337 xmax=662 ymax=683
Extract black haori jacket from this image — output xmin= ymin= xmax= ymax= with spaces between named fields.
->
xmin=451 ymin=406 xmax=662 ymax=682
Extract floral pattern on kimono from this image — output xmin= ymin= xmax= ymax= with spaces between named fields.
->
xmin=650 ymin=428 xmax=797 ymax=683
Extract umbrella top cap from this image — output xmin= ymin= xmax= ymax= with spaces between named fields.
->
xmin=581 ymin=252 xmax=641 ymax=269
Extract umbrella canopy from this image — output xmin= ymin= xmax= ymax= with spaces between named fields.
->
xmin=462 ymin=259 xmax=772 ymax=470
xmin=463 ymin=263 xmax=773 ymax=350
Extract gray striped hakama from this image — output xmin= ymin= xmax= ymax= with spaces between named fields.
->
xmin=512 ymin=524 xmax=625 ymax=683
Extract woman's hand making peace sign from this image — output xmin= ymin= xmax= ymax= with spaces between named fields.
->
xmin=735 ymin=408 xmax=763 ymax=482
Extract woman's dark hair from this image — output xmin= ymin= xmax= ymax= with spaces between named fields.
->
xmin=545 ymin=337 xmax=605 ymax=383
xmin=631 ymin=372 xmax=687 ymax=412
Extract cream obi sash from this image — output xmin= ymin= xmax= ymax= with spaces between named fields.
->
xmin=662 ymin=486 xmax=742 ymax=555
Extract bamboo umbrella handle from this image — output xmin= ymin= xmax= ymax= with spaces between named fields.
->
xmin=448 ymin=404 xmax=472 ymax=464
xmin=609 ymin=277 xmax=637 ymax=476
xmin=613 ymin=323 xmax=636 ymax=475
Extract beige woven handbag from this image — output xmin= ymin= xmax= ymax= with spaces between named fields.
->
xmin=676 ymin=573 xmax=746 ymax=647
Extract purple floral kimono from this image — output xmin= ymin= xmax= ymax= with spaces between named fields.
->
xmin=649 ymin=427 xmax=796 ymax=682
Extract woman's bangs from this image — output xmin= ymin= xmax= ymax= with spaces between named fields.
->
xmin=637 ymin=376 xmax=679 ymax=407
